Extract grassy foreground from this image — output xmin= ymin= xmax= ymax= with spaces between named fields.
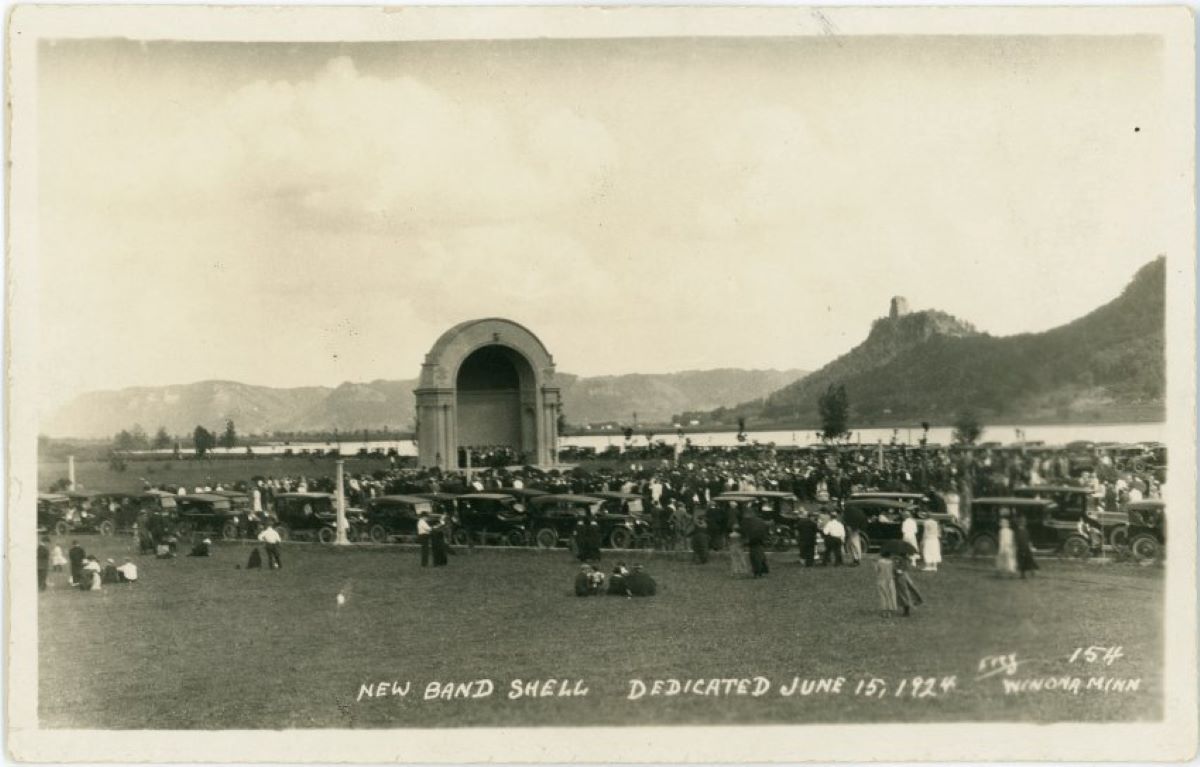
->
xmin=38 ymin=540 xmax=1163 ymax=729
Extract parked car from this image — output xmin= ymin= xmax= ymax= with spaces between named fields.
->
xmin=273 ymin=492 xmax=368 ymax=543
xmin=1123 ymin=500 xmax=1165 ymax=563
xmin=712 ymin=491 xmax=803 ymax=550
xmin=454 ymin=493 xmax=529 ymax=546
xmin=967 ymin=497 xmax=1091 ymax=559
xmin=504 ymin=487 xmax=549 ymax=512
xmin=586 ymin=491 xmax=646 ymax=517
xmin=37 ymin=493 xmax=74 ymax=536
xmin=841 ymin=498 xmax=967 ymax=554
xmin=175 ymin=493 xmax=243 ymax=540
xmin=1012 ymin=485 xmax=1126 ymax=545
xmin=362 ymin=495 xmax=439 ymax=543
xmin=88 ymin=491 xmax=177 ymax=535
xmin=526 ymin=494 xmax=650 ymax=549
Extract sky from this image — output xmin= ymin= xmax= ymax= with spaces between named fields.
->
xmin=36 ymin=35 xmax=1168 ymax=413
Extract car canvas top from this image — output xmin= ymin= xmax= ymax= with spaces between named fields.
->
xmin=373 ymin=494 xmax=434 ymax=505
xmin=843 ymin=499 xmax=916 ymax=511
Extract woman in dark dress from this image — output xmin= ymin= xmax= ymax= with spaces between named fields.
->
xmin=1015 ymin=517 xmax=1038 ymax=578
xmin=431 ymin=519 xmax=450 ymax=567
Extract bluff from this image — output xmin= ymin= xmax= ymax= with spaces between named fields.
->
xmin=690 ymin=257 xmax=1166 ymax=427
xmin=43 ymin=368 xmax=806 ymax=439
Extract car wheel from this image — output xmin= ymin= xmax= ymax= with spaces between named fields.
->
xmin=971 ymin=534 xmax=997 ymax=558
xmin=53 ymin=520 xmax=69 ymax=537
xmin=274 ymin=525 xmax=290 ymax=542
xmin=534 ymin=528 xmax=558 ymax=549
xmin=858 ymin=532 xmax=871 ymax=553
xmin=98 ymin=520 xmax=115 ymax=537
xmin=176 ymin=521 xmax=195 ymax=539
xmin=505 ymin=529 xmax=527 ymax=547
xmin=609 ymin=527 xmax=634 ymax=549
xmin=369 ymin=524 xmax=388 ymax=544
xmin=221 ymin=521 xmax=240 ymax=540
xmin=1108 ymin=525 xmax=1129 ymax=549
xmin=1060 ymin=535 xmax=1090 ymax=560
xmin=318 ymin=527 xmax=336 ymax=544
xmin=451 ymin=529 xmax=470 ymax=546
xmin=1130 ymin=534 xmax=1161 ymax=563
xmin=941 ymin=526 xmax=965 ymax=555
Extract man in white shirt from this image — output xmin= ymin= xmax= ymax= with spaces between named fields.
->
xmin=822 ymin=515 xmax=845 ymax=566
xmin=116 ymin=558 xmax=139 ymax=583
xmin=258 ymin=523 xmax=283 ymax=569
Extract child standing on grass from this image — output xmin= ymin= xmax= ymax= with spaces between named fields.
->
xmin=875 ymin=551 xmax=898 ymax=617
xmin=728 ymin=530 xmax=751 ymax=578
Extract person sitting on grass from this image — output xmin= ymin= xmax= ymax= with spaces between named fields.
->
xmin=188 ymin=538 xmax=212 ymax=557
xmin=626 ymin=564 xmax=657 ymax=597
xmin=116 ymin=558 xmax=138 ymax=583
xmin=607 ymin=563 xmax=632 ymax=597
xmin=574 ymin=564 xmax=605 ymax=596
xmin=101 ymin=558 xmax=121 ymax=584
xmin=80 ymin=556 xmax=102 ymax=592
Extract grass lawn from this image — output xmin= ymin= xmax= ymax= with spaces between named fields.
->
xmin=38 ymin=540 xmax=1163 ymax=729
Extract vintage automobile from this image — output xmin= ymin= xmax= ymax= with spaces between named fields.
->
xmin=362 ymin=495 xmax=439 ymax=543
xmin=966 ymin=497 xmax=1092 ymax=559
xmin=1123 ymin=500 xmax=1165 ymax=563
xmin=712 ymin=491 xmax=803 ymax=550
xmin=841 ymin=498 xmax=967 ymax=554
xmin=587 ymin=491 xmax=646 ymax=517
xmin=503 ymin=487 xmax=549 ymax=509
xmin=453 ymin=493 xmax=529 ymax=546
xmin=273 ymin=492 xmax=368 ymax=542
xmin=526 ymin=494 xmax=650 ymax=549
xmin=175 ymin=493 xmax=244 ymax=540
xmin=86 ymin=491 xmax=178 ymax=535
xmin=1012 ymin=485 xmax=1127 ymax=546
xmin=37 ymin=493 xmax=74 ymax=536
xmin=413 ymin=492 xmax=461 ymax=518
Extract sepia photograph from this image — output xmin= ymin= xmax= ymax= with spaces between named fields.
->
xmin=5 ymin=5 xmax=1196 ymax=763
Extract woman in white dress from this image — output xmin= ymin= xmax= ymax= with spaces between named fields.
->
xmin=920 ymin=513 xmax=942 ymax=572
xmin=900 ymin=511 xmax=920 ymax=567
xmin=995 ymin=517 xmax=1017 ymax=577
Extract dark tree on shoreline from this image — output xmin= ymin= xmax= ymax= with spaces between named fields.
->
xmin=818 ymin=384 xmax=851 ymax=443
xmin=952 ymin=409 xmax=985 ymax=445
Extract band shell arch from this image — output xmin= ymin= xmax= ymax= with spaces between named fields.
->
xmin=415 ymin=318 xmax=561 ymax=468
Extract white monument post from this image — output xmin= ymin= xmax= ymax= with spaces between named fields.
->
xmin=335 ymin=459 xmax=348 ymax=545
xmin=68 ymin=455 xmax=76 ymax=491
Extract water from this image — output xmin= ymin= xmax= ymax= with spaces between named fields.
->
xmin=144 ymin=422 xmax=1164 ymax=458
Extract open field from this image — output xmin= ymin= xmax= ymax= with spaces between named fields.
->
xmin=39 ymin=539 xmax=1162 ymax=729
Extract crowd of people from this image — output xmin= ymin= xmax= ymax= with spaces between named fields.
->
xmin=41 ymin=442 xmax=1164 ymax=618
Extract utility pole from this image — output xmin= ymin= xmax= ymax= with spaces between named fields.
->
xmin=335 ymin=459 xmax=348 ymax=545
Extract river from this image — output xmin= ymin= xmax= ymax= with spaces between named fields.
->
xmin=170 ymin=421 xmax=1164 ymax=458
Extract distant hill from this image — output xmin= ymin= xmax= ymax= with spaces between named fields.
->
xmin=43 ymin=368 xmax=807 ymax=439
xmin=684 ymin=257 xmax=1166 ymax=428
